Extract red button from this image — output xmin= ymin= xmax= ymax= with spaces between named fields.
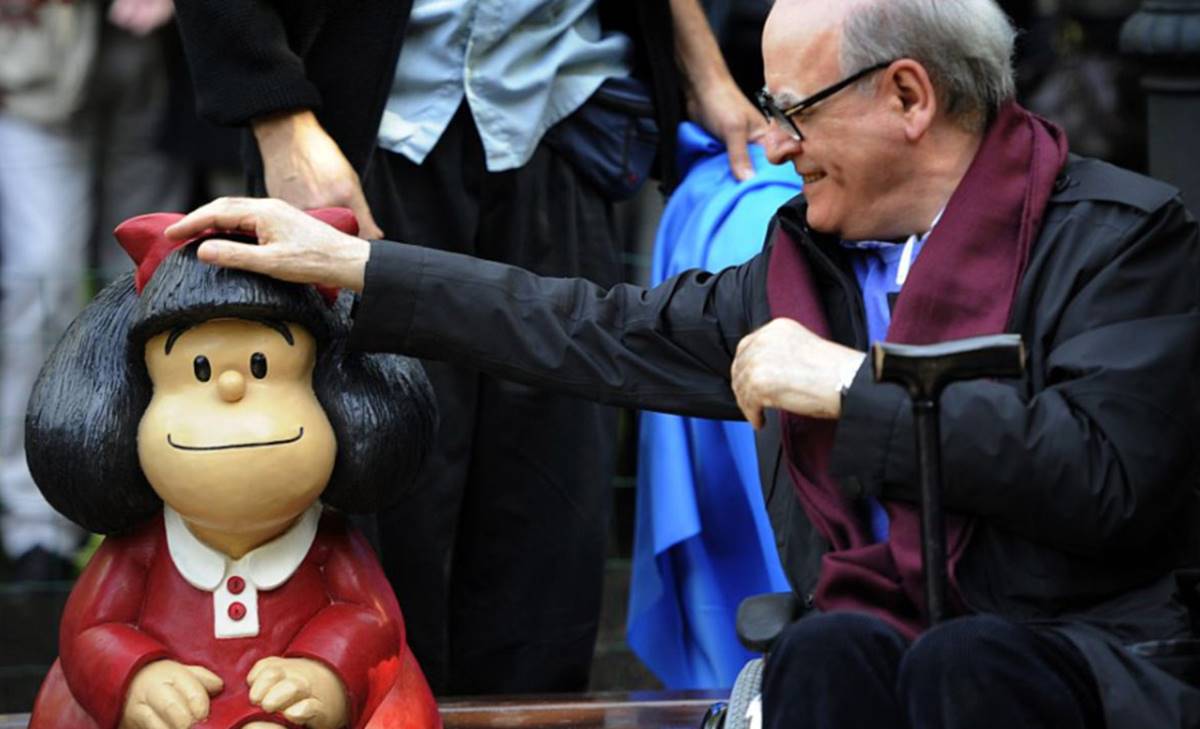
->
xmin=228 ymin=602 xmax=247 ymax=621
xmin=226 ymin=576 xmax=245 ymax=594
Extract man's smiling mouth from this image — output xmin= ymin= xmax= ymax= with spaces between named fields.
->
xmin=167 ymin=427 xmax=305 ymax=451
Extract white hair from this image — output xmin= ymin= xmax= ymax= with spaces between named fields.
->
xmin=840 ymin=0 xmax=1017 ymax=130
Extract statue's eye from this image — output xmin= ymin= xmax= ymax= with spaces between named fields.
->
xmin=193 ymin=356 xmax=211 ymax=382
xmin=250 ymin=353 xmax=268 ymax=379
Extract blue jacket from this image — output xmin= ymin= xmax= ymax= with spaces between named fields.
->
xmin=626 ymin=123 xmax=801 ymax=688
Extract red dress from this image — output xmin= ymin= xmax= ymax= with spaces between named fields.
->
xmin=29 ymin=511 xmax=441 ymax=729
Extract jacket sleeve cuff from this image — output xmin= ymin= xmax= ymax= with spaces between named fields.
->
xmin=347 ymin=240 xmax=426 ymax=353
xmin=829 ymin=358 xmax=910 ymax=499
xmin=193 ymin=72 xmax=322 ymax=128
xmin=67 ymin=626 xmax=170 ymax=729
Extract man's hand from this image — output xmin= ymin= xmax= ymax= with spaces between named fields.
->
xmin=669 ymin=0 xmax=767 ymax=181
xmin=731 ymin=318 xmax=866 ymax=427
xmin=107 ymin=0 xmax=174 ymax=36
xmin=247 ymin=657 xmax=348 ymax=729
xmin=252 ymin=110 xmax=384 ymax=240
xmin=120 ymin=659 xmax=223 ymax=729
xmin=165 ymin=197 xmax=371 ymax=292
xmin=685 ymin=79 xmax=768 ymax=183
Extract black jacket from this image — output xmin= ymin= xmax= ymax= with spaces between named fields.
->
xmin=172 ymin=0 xmax=684 ymax=189
xmin=348 ymin=156 xmax=1200 ymax=728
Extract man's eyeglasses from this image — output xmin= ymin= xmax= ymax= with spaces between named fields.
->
xmin=757 ymin=60 xmax=895 ymax=141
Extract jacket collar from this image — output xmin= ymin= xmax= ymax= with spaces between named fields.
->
xmin=773 ymin=197 xmax=868 ymax=349
xmin=164 ymin=503 xmax=322 ymax=592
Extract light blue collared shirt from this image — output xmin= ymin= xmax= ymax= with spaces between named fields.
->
xmin=377 ymin=0 xmax=633 ymax=172
xmin=841 ymin=219 xmax=940 ymax=542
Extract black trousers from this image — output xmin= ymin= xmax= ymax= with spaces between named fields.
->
xmin=361 ymin=105 xmax=619 ymax=696
xmin=763 ymin=613 xmax=1105 ymax=729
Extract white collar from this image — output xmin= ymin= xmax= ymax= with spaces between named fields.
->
xmin=164 ymin=503 xmax=322 ymax=592
xmin=895 ymin=207 xmax=946 ymax=286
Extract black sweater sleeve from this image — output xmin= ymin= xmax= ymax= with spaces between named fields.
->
xmin=172 ymin=0 xmax=324 ymax=127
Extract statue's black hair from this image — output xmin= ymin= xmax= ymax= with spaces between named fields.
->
xmin=25 ymin=242 xmax=436 ymax=535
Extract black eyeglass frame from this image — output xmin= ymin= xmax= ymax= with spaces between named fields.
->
xmin=757 ymin=60 xmax=896 ymax=141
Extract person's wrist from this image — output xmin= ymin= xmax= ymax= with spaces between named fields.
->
xmin=252 ymin=109 xmax=319 ymax=149
xmin=336 ymin=235 xmax=371 ymax=293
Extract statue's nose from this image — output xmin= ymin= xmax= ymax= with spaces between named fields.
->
xmin=217 ymin=370 xmax=246 ymax=402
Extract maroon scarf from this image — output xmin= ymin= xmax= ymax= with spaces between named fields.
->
xmin=766 ymin=102 xmax=1068 ymax=637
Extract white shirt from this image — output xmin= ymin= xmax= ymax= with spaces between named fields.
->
xmin=164 ymin=503 xmax=322 ymax=639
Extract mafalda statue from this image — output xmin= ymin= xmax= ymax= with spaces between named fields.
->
xmin=25 ymin=210 xmax=441 ymax=729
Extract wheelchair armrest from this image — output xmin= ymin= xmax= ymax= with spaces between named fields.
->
xmin=736 ymin=592 xmax=802 ymax=653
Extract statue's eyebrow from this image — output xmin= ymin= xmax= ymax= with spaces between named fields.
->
xmin=259 ymin=320 xmax=295 ymax=346
xmin=165 ymin=325 xmax=192 ymax=355
xmin=162 ymin=319 xmax=293 ymax=355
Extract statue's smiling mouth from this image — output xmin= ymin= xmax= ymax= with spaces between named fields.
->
xmin=167 ymin=427 xmax=305 ymax=451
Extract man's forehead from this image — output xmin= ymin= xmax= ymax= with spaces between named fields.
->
xmin=765 ymin=0 xmax=853 ymax=32
xmin=762 ymin=0 xmax=859 ymax=99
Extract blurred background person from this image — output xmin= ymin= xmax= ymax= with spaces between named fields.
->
xmin=0 ymin=0 xmax=98 ymax=581
xmin=1019 ymin=0 xmax=1146 ymax=171
xmin=0 ymin=0 xmax=237 ymax=583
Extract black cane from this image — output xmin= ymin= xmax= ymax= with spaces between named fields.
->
xmin=872 ymin=333 xmax=1025 ymax=625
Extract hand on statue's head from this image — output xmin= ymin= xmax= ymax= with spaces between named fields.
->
xmin=247 ymin=656 xmax=348 ymax=729
xmin=120 ymin=659 xmax=222 ymax=729
xmin=165 ymin=197 xmax=371 ymax=293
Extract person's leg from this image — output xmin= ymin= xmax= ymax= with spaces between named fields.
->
xmin=446 ymin=374 xmax=616 ymax=693
xmin=762 ymin=612 xmax=909 ymax=729
xmin=444 ymin=137 xmax=620 ymax=694
xmin=898 ymin=614 xmax=1103 ymax=729
xmin=361 ymin=107 xmax=484 ymax=695
xmin=0 ymin=112 xmax=90 ymax=572
xmin=89 ymin=24 xmax=191 ymax=283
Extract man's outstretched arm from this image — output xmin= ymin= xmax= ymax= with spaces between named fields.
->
xmin=167 ymin=197 xmax=765 ymax=418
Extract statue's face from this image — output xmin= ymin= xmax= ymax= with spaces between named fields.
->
xmin=138 ymin=318 xmax=336 ymax=537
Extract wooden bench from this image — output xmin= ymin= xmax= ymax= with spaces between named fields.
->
xmin=0 ymin=690 xmax=725 ymax=729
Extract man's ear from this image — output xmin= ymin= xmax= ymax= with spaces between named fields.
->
xmin=885 ymin=59 xmax=937 ymax=142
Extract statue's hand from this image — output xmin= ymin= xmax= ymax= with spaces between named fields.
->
xmin=120 ymin=659 xmax=223 ymax=729
xmin=247 ymin=656 xmax=348 ymax=729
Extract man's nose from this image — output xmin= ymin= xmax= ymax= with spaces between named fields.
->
xmin=218 ymin=370 xmax=246 ymax=402
xmin=762 ymin=122 xmax=802 ymax=165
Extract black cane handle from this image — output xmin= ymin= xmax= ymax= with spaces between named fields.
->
xmin=870 ymin=333 xmax=1025 ymax=626
xmin=873 ymin=333 xmax=1026 ymax=401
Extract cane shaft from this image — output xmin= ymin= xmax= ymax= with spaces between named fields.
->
xmin=913 ymin=399 xmax=948 ymax=625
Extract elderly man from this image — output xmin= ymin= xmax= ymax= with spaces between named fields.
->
xmin=168 ymin=0 xmax=1200 ymax=727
